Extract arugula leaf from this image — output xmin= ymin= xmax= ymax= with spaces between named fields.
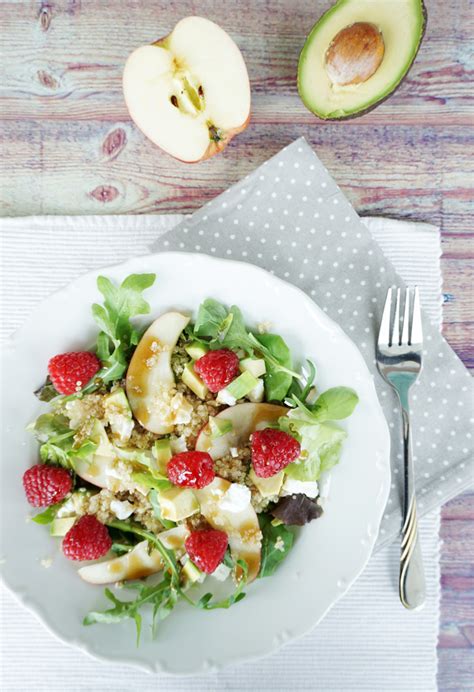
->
xmin=34 ymin=377 xmax=59 ymax=402
xmin=110 ymin=542 xmax=133 ymax=556
xmin=258 ymin=514 xmax=294 ymax=577
xmin=149 ymin=489 xmax=176 ymax=530
xmin=31 ymin=501 xmax=65 ymax=525
xmin=218 ymin=306 xmax=254 ymax=352
xmin=310 ymin=387 xmax=359 ymax=421
xmin=288 ymin=360 xmax=317 ymax=404
xmin=254 ymin=333 xmax=293 ymax=401
xmin=196 ymin=559 xmax=248 ymax=610
xmin=84 ymin=575 xmax=178 ymax=645
xmin=87 ymin=523 xmax=248 ymax=642
xmin=106 ymin=520 xmax=180 ymax=583
xmin=194 ymin=298 xmax=230 ymax=339
xmin=92 ymin=273 xmax=156 ymax=383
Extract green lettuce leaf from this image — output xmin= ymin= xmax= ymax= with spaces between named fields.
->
xmin=280 ymin=412 xmax=347 ymax=482
xmin=28 ymin=412 xmax=97 ymax=470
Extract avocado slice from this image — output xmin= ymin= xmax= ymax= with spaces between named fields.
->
xmin=298 ymin=0 xmax=426 ymax=120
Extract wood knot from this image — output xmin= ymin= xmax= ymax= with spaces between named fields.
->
xmin=37 ymin=70 xmax=58 ymax=89
xmin=102 ymin=128 xmax=127 ymax=160
xmin=89 ymin=185 xmax=119 ymax=203
xmin=39 ymin=5 xmax=52 ymax=31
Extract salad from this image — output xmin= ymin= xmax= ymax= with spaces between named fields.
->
xmin=23 ymin=273 xmax=358 ymax=641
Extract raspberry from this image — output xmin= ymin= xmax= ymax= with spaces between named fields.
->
xmin=62 ymin=515 xmax=112 ymax=561
xmin=48 ymin=351 xmax=101 ymax=395
xmin=251 ymin=428 xmax=301 ymax=478
xmin=167 ymin=451 xmax=215 ymax=489
xmin=194 ymin=349 xmax=240 ymax=393
xmin=23 ymin=464 xmax=72 ymax=507
xmin=185 ymin=529 xmax=228 ymax=574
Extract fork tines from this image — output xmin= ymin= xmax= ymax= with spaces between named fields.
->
xmin=378 ymin=287 xmax=422 ymax=348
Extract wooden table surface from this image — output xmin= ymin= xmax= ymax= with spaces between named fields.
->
xmin=1 ymin=0 xmax=473 ymax=688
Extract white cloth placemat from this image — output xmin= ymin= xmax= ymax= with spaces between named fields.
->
xmin=0 ymin=214 xmax=440 ymax=691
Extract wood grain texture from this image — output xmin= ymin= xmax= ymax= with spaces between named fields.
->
xmin=0 ymin=0 xmax=473 ymax=688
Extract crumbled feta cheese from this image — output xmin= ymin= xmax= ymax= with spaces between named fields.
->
xmin=318 ymin=471 xmax=331 ymax=499
xmin=216 ymin=389 xmax=237 ymax=406
xmin=170 ymin=435 xmax=187 ymax=454
xmin=148 ymin=386 xmax=193 ymax=427
xmin=247 ymin=379 xmax=264 ymax=403
xmin=40 ymin=557 xmax=53 ymax=569
xmin=211 ymin=563 xmax=231 ymax=581
xmin=56 ymin=496 xmax=76 ymax=518
xmin=106 ymin=412 xmax=134 ymax=444
xmin=219 ymin=483 xmax=251 ymax=513
xmin=257 ymin=320 xmax=273 ymax=334
xmin=229 ymin=447 xmax=239 ymax=458
xmin=281 ymin=477 xmax=319 ymax=499
xmin=106 ymin=464 xmax=127 ymax=481
xmin=274 ymin=537 xmax=285 ymax=552
xmin=65 ymin=399 xmax=88 ymax=430
xmin=110 ymin=499 xmax=134 ymax=520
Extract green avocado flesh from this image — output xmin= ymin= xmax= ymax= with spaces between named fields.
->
xmin=298 ymin=0 xmax=425 ymax=120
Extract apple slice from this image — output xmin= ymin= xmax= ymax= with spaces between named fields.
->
xmin=196 ymin=402 xmax=288 ymax=460
xmin=123 ymin=16 xmax=251 ymax=162
xmin=73 ymin=419 xmax=116 ymax=489
xmin=78 ymin=526 xmax=189 ymax=584
xmin=126 ymin=311 xmax=191 ymax=434
xmin=195 ymin=477 xmax=262 ymax=582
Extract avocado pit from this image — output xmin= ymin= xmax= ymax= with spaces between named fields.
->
xmin=325 ymin=22 xmax=384 ymax=86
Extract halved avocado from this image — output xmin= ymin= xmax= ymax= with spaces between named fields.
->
xmin=298 ymin=0 xmax=426 ymax=120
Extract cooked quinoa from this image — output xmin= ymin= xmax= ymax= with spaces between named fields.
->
xmin=171 ymin=341 xmax=189 ymax=378
xmin=174 ymin=383 xmax=221 ymax=448
xmin=214 ymin=446 xmax=250 ymax=484
xmin=77 ymin=488 xmax=165 ymax=534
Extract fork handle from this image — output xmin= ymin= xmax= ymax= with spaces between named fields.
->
xmin=399 ymin=408 xmax=426 ymax=610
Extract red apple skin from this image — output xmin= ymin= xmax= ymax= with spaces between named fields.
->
xmin=199 ymin=111 xmax=251 ymax=163
xmin=124 ymin=33 xmax=251 ymax=164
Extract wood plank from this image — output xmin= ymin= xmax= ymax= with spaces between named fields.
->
xmin=438 ymin=649 xmax=474 ymax=690
xmin=1 ymin=121 xmax=472 ymax=232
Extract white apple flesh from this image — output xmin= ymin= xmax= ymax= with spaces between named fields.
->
xmin=196 ymin=402 xmax=288 ymax=459
xmin=78 ymin=526 xmax=189 ymax=584
xmin=196 ymin=477 xmax=262 ymax=582
xmin=123 ymin=16 xmax=251 ymax=162
xmin=125 ymin=311 xmax=190 ymax=434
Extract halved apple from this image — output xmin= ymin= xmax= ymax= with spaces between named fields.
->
xmin=122 ymin=16 xmax=251 ymax=162
xmin=78 ymin=526 xmax=189 ymax=584
xmin=196 ymin=402 xmax=288 ymax=460
xmin=196 ymin=477 xmax=262 ymax=582
xmin=126 ymin=311 xmax=191 ymax=434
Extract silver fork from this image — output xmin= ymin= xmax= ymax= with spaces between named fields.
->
xmin=376 ymin=287 xmax=426 ymax=610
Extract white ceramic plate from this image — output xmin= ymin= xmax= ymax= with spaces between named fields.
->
xmin=0 ymin=252 xmax=390 ymax=674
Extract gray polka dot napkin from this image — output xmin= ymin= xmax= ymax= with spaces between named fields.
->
xmin=153 ymin=137 xmax=473 ymax=549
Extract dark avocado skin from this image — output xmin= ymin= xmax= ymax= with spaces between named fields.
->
xmin=299 ymin=0 xmax=427 ymax=121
